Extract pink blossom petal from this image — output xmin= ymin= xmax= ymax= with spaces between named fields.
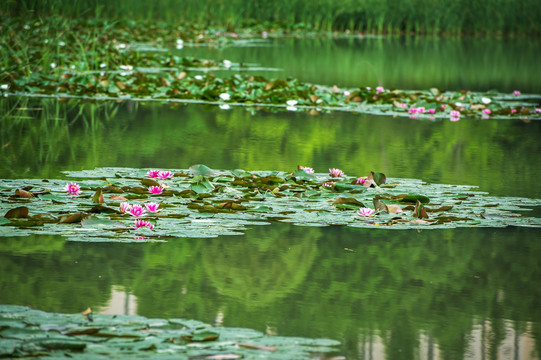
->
xmin=146 ymin=170 xmax=160 ymax=178
xmin=329 ymin=168 xmax=344 ymax=177
xmin=129 ymin=204 xmax=146 ymax=217
xmin=148 ymin=186 xmax=164 ymax=195
xmin=300 ymin=166 xmax=314 ymax=174
xmin=64 ymin=182 xmax=81 ymax=195
xmin=145 ymin=202 xmax=160 ymax=213
xmin=157 ymin=171 xmax=173 ymax=179
xmin=120 ymin=202 xmax=132 ymax=213
xmin=358 ymin=207 xmax=375 ymax=217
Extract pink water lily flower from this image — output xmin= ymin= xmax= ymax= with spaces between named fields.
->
xmin=376 ymin=86 xmax=384 ymax=93
xmin=427 ymin=108 xmax=436 ymax=114
xmin=120 ymin=202 xmax=132 ymax=213
xmin=129 ymin=204 xmax=146 ymax=217
xmin=358 ymin=207 xmax=375 ymax=217
xmin=157 ymin=170 xmax=173 ymax=179
xmin=450 ymin=110 xmax=460 ymax=118
xmin=64 ymin=182 xmax=81 ymax=195
xmin=148 ymin=186 xmax=164 ymax=195
xmin=300 ymin=166 xmax=314 ymax=174
xmin=482 ymin=109 xmax=491 ymax=115
xmin=329 ymin=168 xmax=344 ymax=177
xmin=145 ymin=202 xmax=160 ymax=213
xmin=409 ymin=108 xmax=417 ymax=114
xmin=513 ymin=90 xmax=521 ymax=96
xmin=146 ymin=170 xmax=160 ymax=178
xmin=322 ymin=183 xmax=333 ymax=188
xmin=134 ymin=219 xmax=154 ymax=230
xmin=511 ymin=109 xmax=517 ymax=114
xmin=356 ymin=177 xmax=366 ymax=185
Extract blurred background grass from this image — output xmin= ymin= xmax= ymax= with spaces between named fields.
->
xmin=2 ymin=0 xmax=540 ymax=35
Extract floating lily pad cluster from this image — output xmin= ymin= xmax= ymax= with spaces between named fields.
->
xmin=1 ymin=165 xmax=540 ymax=242
xmin=0 ymin=305 xmax=341 ymax=359
xmin=1 ymin=17 xmax=540 ymax=119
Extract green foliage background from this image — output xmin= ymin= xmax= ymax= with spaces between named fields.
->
xmin=2 ymin=0 xmax=541 ymax=35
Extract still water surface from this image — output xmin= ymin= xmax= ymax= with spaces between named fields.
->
xmin=1 ymin=36 xmax=540 ymax=359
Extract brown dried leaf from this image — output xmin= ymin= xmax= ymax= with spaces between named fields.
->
xmin=5 ymin=206 xmax=29 ymax=218
xmin=15 ymin=189 xmax=34 ymax=198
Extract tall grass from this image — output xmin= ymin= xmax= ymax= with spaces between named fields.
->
xmin=1 ymin=0 xmax=540 ymax=35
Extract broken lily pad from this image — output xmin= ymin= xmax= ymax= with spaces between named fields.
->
xmin=0 ymin=166 xmax=540 ymax=242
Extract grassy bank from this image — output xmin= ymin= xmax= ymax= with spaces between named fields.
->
xmin=2 ymin=0 xmax=540 ymax=35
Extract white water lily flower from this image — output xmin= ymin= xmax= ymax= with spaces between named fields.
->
xmin=50 ymin=63 xmax=56 ymax=69
xmin=0 ymin=84 xmax=9 ymax=90
xmin=176 ymin=39 xmax=184 ymax=49
xmin=219 ymin=93 xmax=231 ymax=101
xmin=223 ymin=60 xmax=232 ymax=68
xmin=100 ymin=63 xmax=106 ymax=68
xmin=343 ymin=90 xmax=350 ymax=96
xmin=194 ymin=75 xmax=203 ymax=80
xmin=481 ymin=97 xmax=491 ymax=104
xmin=59 ymin=41 xmax=65 ymax=47
xmin=116 ymin=43 xmax=127 ymax=49
xmin=286 ymin=100 xmax=298 ymax=106
xmin=119 ymin=65 xmax=133 ymax=71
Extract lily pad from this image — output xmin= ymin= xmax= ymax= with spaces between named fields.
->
xmin=0 ymin=166 xmax=540 ymax=242
xmin=0 ymin=305 xmax=341 ymax=359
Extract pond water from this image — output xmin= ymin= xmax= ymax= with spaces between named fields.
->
xmin=1 ymin=36 xmax=541 ymax=359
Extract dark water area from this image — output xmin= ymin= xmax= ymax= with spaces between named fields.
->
xmin=1 ymin=36 xmax=541 ymax=359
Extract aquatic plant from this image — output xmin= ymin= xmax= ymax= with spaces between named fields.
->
xmin=148 ymin=186 xmax=164 ymax=195
xmin=129 ymin=204 xmax=146 ymax=217
xmin=329 ymin=168 xmax=344 ymax=177
xmin=2 ymin=165 xmax=539 ymax=242
xmin=64 ymin=182 xmax=81 ymax=195
xmin=358 ymin=207 xmax=375 ymax=217
xmin=120 ymin=202 xmax=132 ymax=213
xmin=1 ymin=18 xmax=539 ymax=121
xmin=134 ymin=219 xmax=154 ymax=230
xmin=144 ymin=202 xmax=160 ymax=213
xmin=157 ymin=171 xmax=173 ymax=179
xmin=146 ymin=170 xmax=160 ymax=178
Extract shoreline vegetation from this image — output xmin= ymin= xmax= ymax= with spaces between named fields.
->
xmin=1 ymin=17 xmax=540 ymax=121
xmin=2 ymin=0 xmax=541 ymax=36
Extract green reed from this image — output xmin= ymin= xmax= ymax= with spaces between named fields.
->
xmin=2 ymin=0 xmax=540 ymax=35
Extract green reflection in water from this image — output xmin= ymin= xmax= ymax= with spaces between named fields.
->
xmin=1 ymin=224 xmax=540 ymax=359
xmin=180 ymin=37 xmax=541 ymax=93
xmin=1 ymin=97 xmax=540 ymax=198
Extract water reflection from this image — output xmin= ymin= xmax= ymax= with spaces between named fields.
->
xmin=1 ymin=224 xmax=540 ymax=359
xmin=1 ymin=98 xmax=540 ymax=198
xmin=180 ymin=36 xmax=541 ymax=93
